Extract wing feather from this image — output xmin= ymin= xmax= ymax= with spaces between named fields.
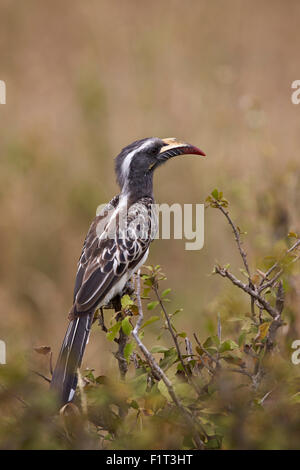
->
xmin=70 ymin=196 xmax=156 ymax=316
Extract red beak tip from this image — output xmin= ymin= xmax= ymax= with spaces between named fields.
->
xmin=194 ymin=147 xmax=206 ymax=157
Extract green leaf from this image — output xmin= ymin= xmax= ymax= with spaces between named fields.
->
xmin=211 ymin=188 xmax=219 ymax=199
xmin=206 ymin=435 xmax=223 ymax=449
xmin=129 ymin=400 xmax=139 ymax=410
xmin=84 ymin=369 xmax=96 ymax=381
xmin=121 ymin=316 xmax=133 ymax=336
xmin=141 ymin=274 xmax=151 ymax=279
xmin=238 ymin=331 xmax=247 ymax=347
xmin=106 ymin=321 xmax=122 ymax=341
xmin=144 ymin=265 xmax=154 ymax=271
xmin=141 ymin=315 xmax=160 ymax=329
xmin=196 ymin=345 xmax=204 ymax=356
xmin=174 ymin=382 xmax=198 ymax=405
xmin=172 ymin=308 xmax=183 ymax=316
xmin=219 ymin=339 xmax=239 ymax=353
xmin=142 ymin=288 xmax=151 ymax=298
xmin=147 ymin=301 xmax=159 ymax=310
xmin=131 ymin=373 xmax=148 ymax=397
xmin=177 ymin=332 xmax=187 ymax=338
xmin=121 ymin=294 xmax=134 ymax=309
xmin=221 ymin=353 xmax=244 ymax=366
xmin=124 ymin=341 xmax=136 ymax=363
xmin=211 ymin=335 xmax=220 ymax=347
xmin=203 ymin=337 xmax=213 ymax=348
xmin=161 ymin=288 xmax=171 ymax=297
xmin=158 ymin=379 xmax=171 ymax=402
xmin=159 ymin=347 xmax=178 ymax=370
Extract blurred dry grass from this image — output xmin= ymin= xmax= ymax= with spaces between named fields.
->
xmin=0 ymin=0 xmax=300 ymax=379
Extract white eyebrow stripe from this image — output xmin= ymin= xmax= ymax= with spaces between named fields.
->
xmin=121 ymin=139 xmax=154 ymax=180
xmin=121 ymin=148 xmax=136 ymax=179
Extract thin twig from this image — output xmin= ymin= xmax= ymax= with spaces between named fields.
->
xmin=32 ymin=370 xmax=51 ymax=383
xmin=214 ymin=201 xmax=251 ymax=277
xmin=226 ymin=368 xmax=253 ymax=380
xmin=259 ymin=239 xmax=300 ymax=288
xmin=193 ymin=333 xmax=219 ymax=366
xmin=258 ymin=269 xmax=283 ymax=294
xmin=185 ymin=337 xmax=201 ymax=376
xmin=153 ymin=284 xmax=201 ymax=394
xmin=154 ymin=284 xmax=188 ymax=372
xmin=132 ymin=270 xmax=205 ymax=450
xmin=215 ymin=266 xmax=278 ymax=318
xmin=0 ymin=383 xmax=29 ymax=407
xmin=49 ymin=351 xmax=53 ymax=376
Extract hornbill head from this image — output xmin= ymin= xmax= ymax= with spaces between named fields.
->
xmin=115 ymin=137 xmax=206 ymax=192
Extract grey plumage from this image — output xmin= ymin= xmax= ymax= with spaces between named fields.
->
xmin=50 ymin=137 xmax=205 ymax=405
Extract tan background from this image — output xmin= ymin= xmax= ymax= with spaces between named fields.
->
xmin=0 ymin=0 xmax=299 ymax=376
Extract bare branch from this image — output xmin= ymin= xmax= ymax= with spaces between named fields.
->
xmin=215 ymin=265 xmax=278 ymax=318
xmin=258 ymin=269 xmax=283 ymax=294
xmin=185 ymin=337 xmax=201 ymax=376
xmin=259 ymin=238 xmax=300 ymax=288
xmin=185 ymin=337 xmax=193 ymax=362
xmin=214 ymin=200 xmax=251 ymax=277
xmin=275 ymin=280 xmax=285 ymax=315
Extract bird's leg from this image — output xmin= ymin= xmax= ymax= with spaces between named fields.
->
xmin=98 ymin=307 xmax=108 ymax=332
xmin=122 ymin=278 xmax=135 ymax=297
xmin=111 ymin=295 xmax=122 ymax=312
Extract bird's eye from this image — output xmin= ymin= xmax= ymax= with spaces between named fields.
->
xmin=149 ymin=146 xmax=158 ymax=155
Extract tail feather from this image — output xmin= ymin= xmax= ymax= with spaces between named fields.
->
xmin=50 ymin=313 xmax=94 ymax=405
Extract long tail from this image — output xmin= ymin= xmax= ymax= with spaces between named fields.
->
xmin=50 ymin=313 xmax=94 ymax=405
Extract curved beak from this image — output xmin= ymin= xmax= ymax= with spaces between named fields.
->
xmin=159 ymin=137 xmax=206 ymax=161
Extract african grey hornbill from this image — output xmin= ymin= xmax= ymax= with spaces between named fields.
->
xmin=50 ymin=137 xmax=205 ymax=405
